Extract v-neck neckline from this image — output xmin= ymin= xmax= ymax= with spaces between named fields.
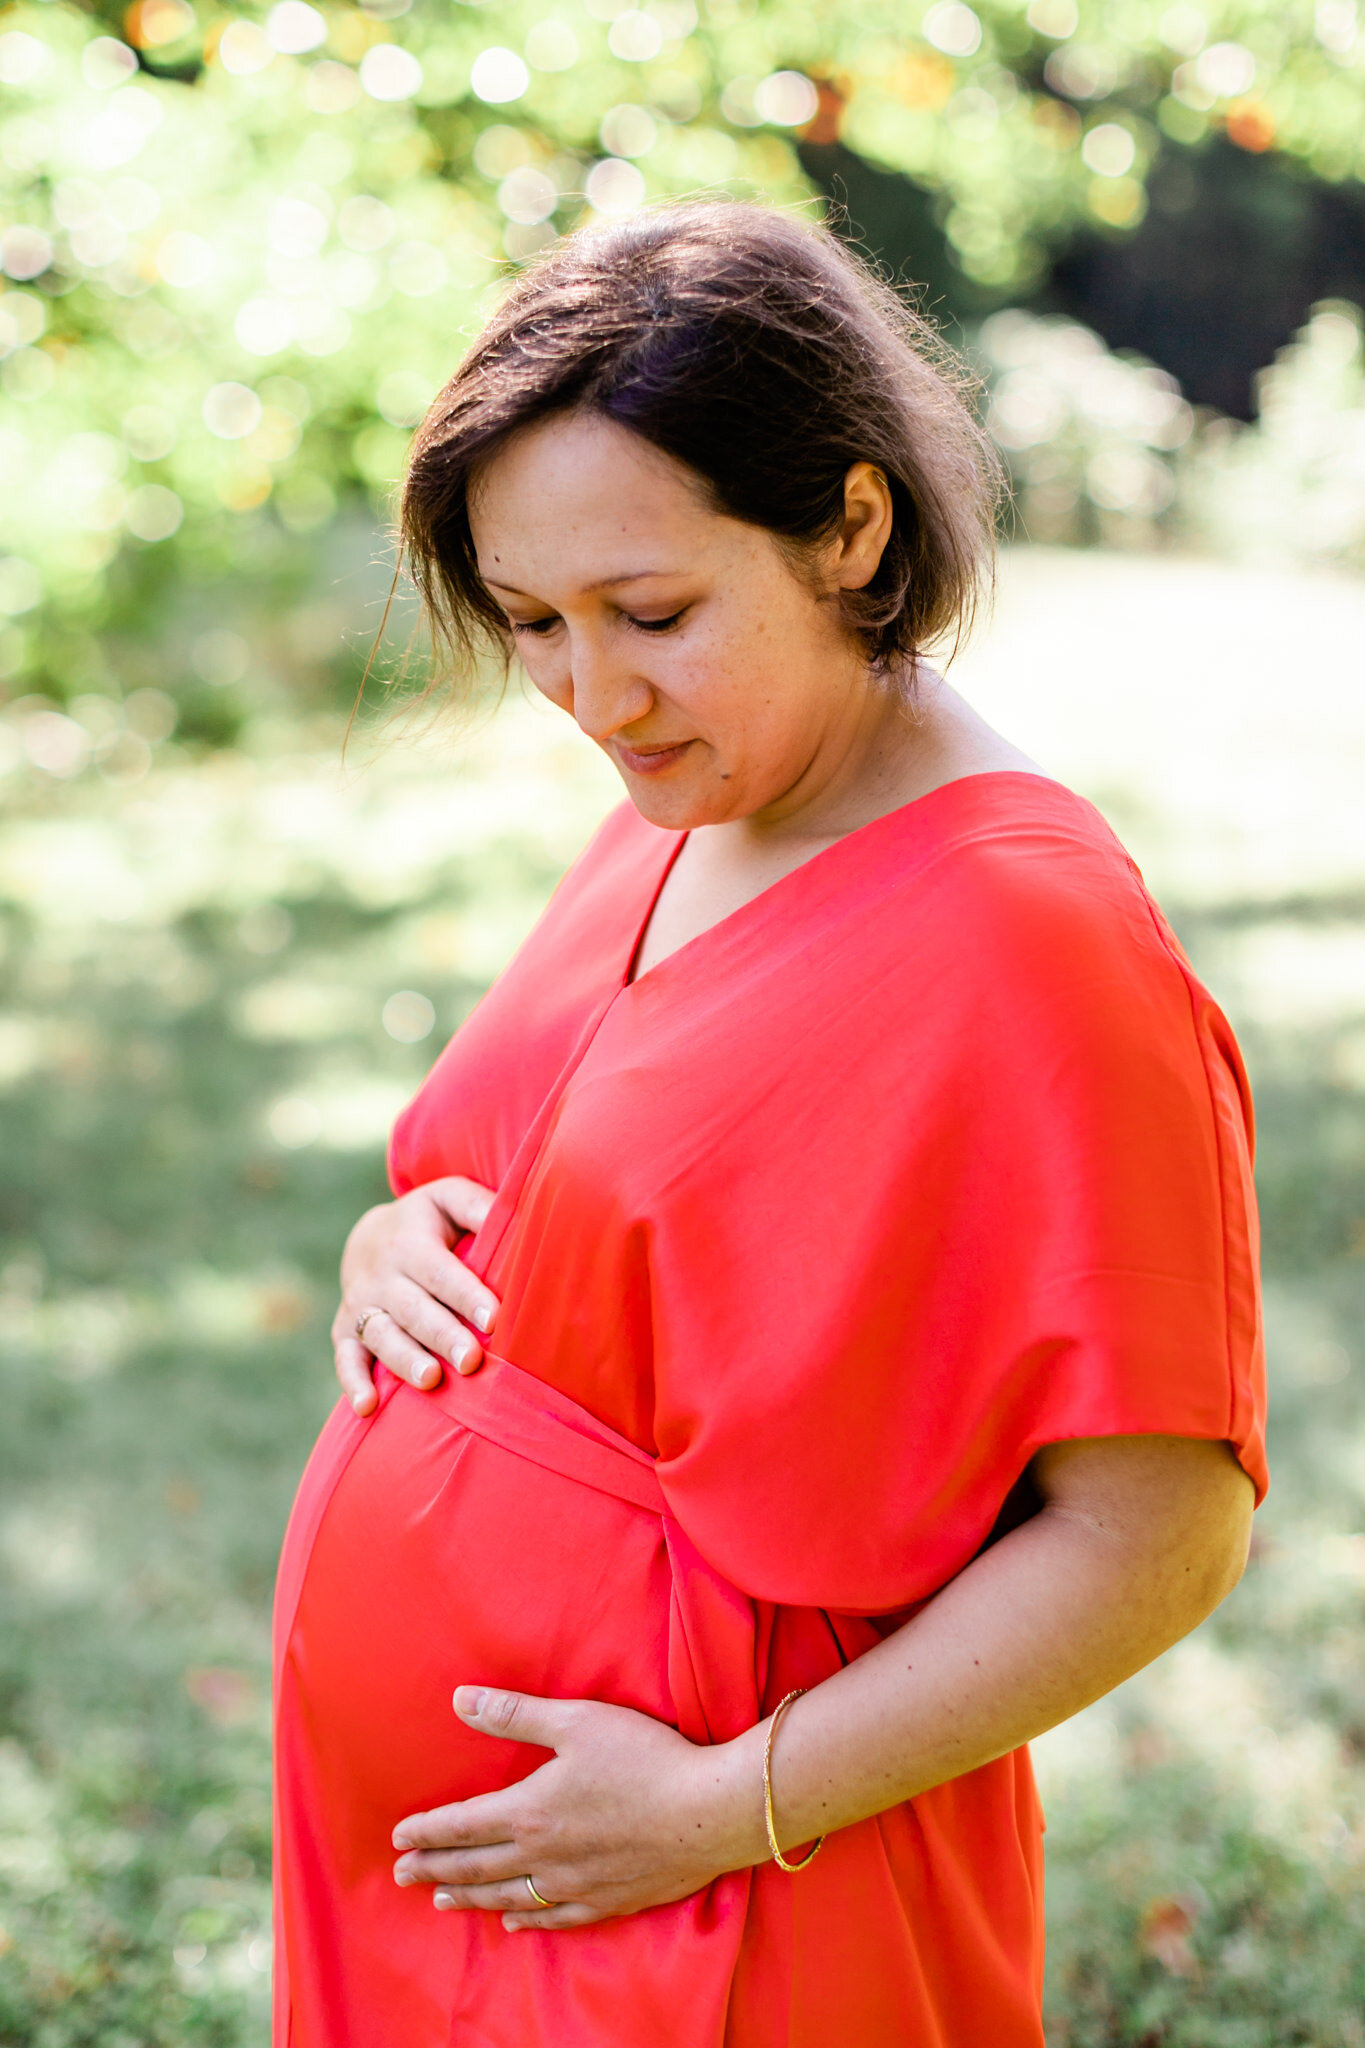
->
xmin=621 ymin=769 xmax=1068 ymax=994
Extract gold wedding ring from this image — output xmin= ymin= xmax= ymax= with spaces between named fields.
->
xmin=354 ymin=1306 xmax=383 ymax=1342
xmin=523 ymin=1875 xmax=554 ymax=1909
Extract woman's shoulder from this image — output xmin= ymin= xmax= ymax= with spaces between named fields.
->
xmin=910 ymin=770 xmax=1170 ymax=953
xmin=869 ymin=770 xmax=1256 ymax=1179
xmin=890 ymin=770 xmax=1227 ymax=1059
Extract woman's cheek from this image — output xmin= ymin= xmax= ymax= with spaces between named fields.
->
xmin=523 ymin=648 xmax=573 ymax=713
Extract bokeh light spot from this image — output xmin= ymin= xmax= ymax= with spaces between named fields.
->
xmin=720 ymin=77 xmax=761 ymax=126
xmin=191 ymin=627 xmax=250 ymax=686
xmin=24 ymin=711 xmax=90 ymax=778
xmin=0 ymin=31 xmax=51 ymax=84
xmin=498 ymin=166 xmax=558 ymax=224
xmin=80 ymin=37 xmax=139 ymax=89
xmin=124 ymin=0 xmax=194 ymax=51
xmin=203 ymin=383 xmax=264 ymax=440
xmin=338 ymin=194 xmax=394 ymax=250
xmin=217 ymin=20 xmax=275 ymax=76
xmin=123 ymin=686 xmax=178 ymax=741
xmin=0 ymin=289 xmax=46 ymax=349
xmin=526 ymin=22 xmax=579 ymax=72
xmin=1195 ymin=40 xmax=1256 ymax=97
xmin=1315 ymin=0 xmax=1357 ymax=55
xmin=585 ymin=157 xmax=646 ymax=213
xmin=1225 ymin=98 xmax=1275 ymax=152
xmin=125 ymin=484 xmax=184 ymax=542
xmin=268 ymin=197 xmax=329 ymax=258
xmin=235 ymin=298 xmax=293 ymax=356
xmin=599 ymin=103 xmax=657 ymax=157
xmin=381 ymin=990 xmax=436 ymax=1042
xmin=1087 ymin=174 xmax=1145 ymax=227
xmin=267 ymin=2 xmax=328 ymax=56
xmin=156 ymin=231 xmax=214 ymax=288
xmin=1044 ymin=43 xmax=1118 ymax=98
xmin=0 ymin=558 xmax=42 ymax=615
xmin=1081 ymin=122 xmax=1136 ymax=177
xmin=359 ymin=43 xmax=423 ymax=103
xmin=470 ymin=48 xmax=529 ymax=104
xmin=608 ymin=12 xmax=664 ymax=62
xmin=753 ymin=72 xmax=818 ymax=126
xmin=1 ymin=228 xmax=53 ymax=282
xmin=473 ymin=125 xmax=531 ymax=178
xmin=1026 ymin=0 xmax=1078 ymax=36
xmin=923 ymin=3 xmax=982 ymax=57
xmin=3 ymin=346 xmax=56 ymax=399
xmin=1157 ymin=5 xmax=1208 ymax=56
xmin=268 ymin=1095 xmax=321 ymax=1149
xmin=305 ymin=60 xmax=361 ymax=114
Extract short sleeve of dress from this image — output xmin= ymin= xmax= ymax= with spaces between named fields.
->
xmin=947 ymin=826 xmax=1267 ymax=1491
xmin=639 ymin=787 xmax=1267 ymax=1611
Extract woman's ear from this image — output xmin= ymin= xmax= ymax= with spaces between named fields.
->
xmin=830 ymin=461 xmax=894 ymax=593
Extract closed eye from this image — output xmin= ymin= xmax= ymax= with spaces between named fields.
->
xmin=507 ymin=609 xmax=687 ymax=637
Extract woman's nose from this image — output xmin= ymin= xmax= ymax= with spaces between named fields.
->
xmin=566 ymin=632 xmax=653 ymax=742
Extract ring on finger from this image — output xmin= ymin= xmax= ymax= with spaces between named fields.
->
xmin=354 ymin=1306 xmax=385 ymax=1343
xmin=523 ymin=1875 xmax=554 ymax=1910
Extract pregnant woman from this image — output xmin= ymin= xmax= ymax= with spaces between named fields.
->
xmin=272 ymin=202 xmax=1266 ymax=2047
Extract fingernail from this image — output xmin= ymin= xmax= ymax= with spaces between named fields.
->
xmin=395 ymin=1869 xmax=414 ymax=1887
xmin=474 ymin=1304 xmax=493 ymax=1333
xmin=434 ymin=1891 xmax=454 ymax=1911
xmin=454 ymin=1686 xmax=486 ymax=1718
xmin=457 ymin=1351 xmax=481 ymax=1377
xmin=415 ymin=1365 xmax=438 ymax=1390
xmin=392 ymin=1832 xmax=412 ymax=1850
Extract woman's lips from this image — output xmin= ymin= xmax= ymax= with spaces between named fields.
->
xmin=614 ymin=740 xmax=694 ymax=777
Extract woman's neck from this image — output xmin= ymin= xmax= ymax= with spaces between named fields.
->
xmin=716 ymin=668 xmax=1039 ymax=864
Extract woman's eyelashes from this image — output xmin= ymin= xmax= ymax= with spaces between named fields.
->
xmin=507 ymin=608 xmax=687 ymax=637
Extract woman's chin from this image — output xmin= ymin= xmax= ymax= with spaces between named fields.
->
xmin=608 ymin=751 xmax=722 ymax=830
xmin=618 ymin=777 xmax=737 ymax=832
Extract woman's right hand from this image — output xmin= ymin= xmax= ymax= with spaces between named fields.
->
xmin=332 ymin=1177 xmax=500 ymax=1416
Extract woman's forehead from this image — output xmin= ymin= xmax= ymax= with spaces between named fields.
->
xmin=470 ymin=418 xmax=741 ymax=589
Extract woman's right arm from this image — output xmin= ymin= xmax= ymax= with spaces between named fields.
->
xmin=331 ymin=1177 xmax=501 ymax=1414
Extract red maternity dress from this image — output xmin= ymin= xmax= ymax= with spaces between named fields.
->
xmin=272 ymin=770 xmax=1267 ymax=2048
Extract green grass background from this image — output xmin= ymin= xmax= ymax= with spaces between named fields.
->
xmin=2 ymin=547 xmax=1365 ymax=2045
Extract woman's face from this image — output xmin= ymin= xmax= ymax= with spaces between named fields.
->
xmin=468 ymin=411 xmax=891 ymax=831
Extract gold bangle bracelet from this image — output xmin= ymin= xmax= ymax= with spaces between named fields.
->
xmin=762 ymin=1689 xmax=825 ymax=1873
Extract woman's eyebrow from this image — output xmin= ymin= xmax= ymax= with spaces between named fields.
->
xmin=480 ymin=568 xmax=682 ymax=597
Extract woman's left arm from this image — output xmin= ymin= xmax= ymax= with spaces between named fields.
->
xmin=391 ymin=1434 xmax=1254 ymax=1927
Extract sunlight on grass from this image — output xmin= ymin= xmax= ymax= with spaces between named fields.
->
xmin=1 ymin=546 xmax=1363 ymax=2043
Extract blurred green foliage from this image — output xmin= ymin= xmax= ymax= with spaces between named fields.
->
xmin=980 ymin=297 xmax=1365 ymax=558
xmin=3 ymin=0 xmax=1365 ymax=732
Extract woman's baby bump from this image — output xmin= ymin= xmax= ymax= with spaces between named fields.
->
xmin=280 ymin=1377 xmax=680 ymax=1839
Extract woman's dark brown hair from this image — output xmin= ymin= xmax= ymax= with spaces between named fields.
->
xmin=400 ymin=199 xmax=1004 ymax=691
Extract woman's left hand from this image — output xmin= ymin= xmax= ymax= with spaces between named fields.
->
xmin=391 ymin=1687 xmax=766 ymax=1930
